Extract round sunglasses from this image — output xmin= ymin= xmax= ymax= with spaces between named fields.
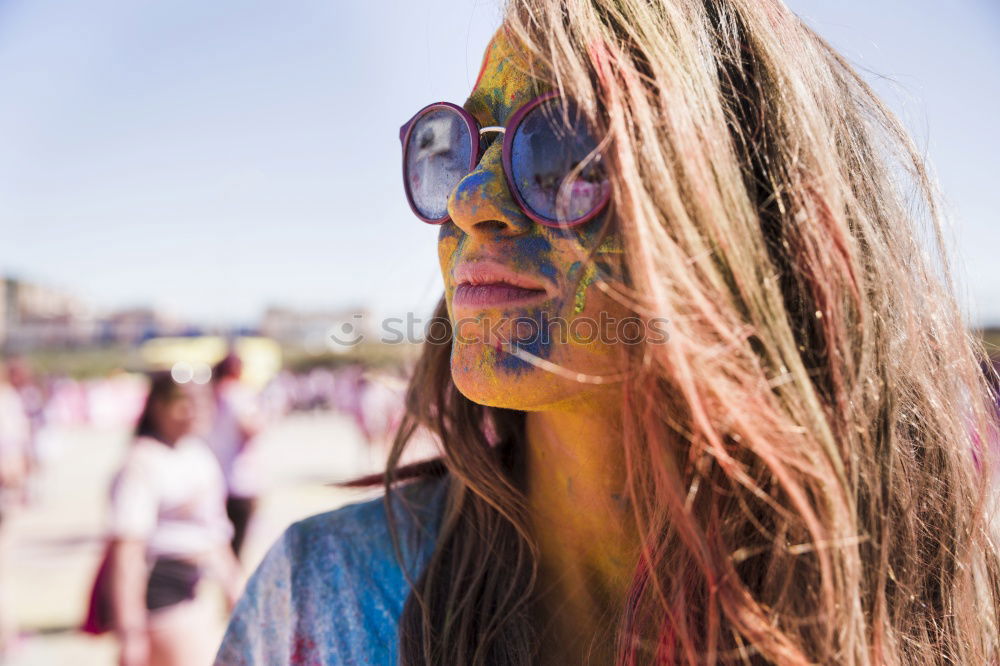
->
xmin=399 ymin=92 xmax=610 ymax=228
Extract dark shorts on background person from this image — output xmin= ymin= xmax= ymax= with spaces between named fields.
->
xmin=225 ymin=495 xmax=256 ymax=558
xmin=145 ymin=556 xmax=201 ymax=612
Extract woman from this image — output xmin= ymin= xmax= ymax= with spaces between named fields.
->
xmin=217 ymin=1 xmax=1000 ymax=663
xmin=110 ymin=374 xmax=243 ymax=666
xmin=206 ymin=353 xmax=263 ymax=560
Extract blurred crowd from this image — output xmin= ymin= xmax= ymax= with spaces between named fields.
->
xmin=0 ymin=352 xmax=406 ymax=665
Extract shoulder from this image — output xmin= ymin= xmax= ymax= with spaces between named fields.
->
xmin=287 ymin=472 xmax=447 ymax=564
xmin=113 ymin=437 xmax=163 ymax=479
xmin=118 ymin=436 xmax=213 ymax=479
xmin=215 ymin=474 xmax=449 ymax=666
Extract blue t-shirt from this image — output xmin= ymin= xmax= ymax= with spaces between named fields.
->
xmin=214 ymin=476 xmax=448 ymax=665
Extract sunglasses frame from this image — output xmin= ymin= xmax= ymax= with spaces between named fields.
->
xmin=399 ymin=91 xmax=610 ymax=228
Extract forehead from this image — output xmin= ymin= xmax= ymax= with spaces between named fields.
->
xmin=464 ymin=29 xmax=544 ymax=125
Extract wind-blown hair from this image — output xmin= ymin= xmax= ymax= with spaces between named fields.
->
xmin=383 ymin=0 xmax=1000 ymax=663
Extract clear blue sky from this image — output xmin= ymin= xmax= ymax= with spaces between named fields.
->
xmin=1 ymin=1 xmax=998 ymax=325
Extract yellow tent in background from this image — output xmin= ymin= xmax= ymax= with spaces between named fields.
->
xmin=138 ymin=336 xmax=282 ymax=389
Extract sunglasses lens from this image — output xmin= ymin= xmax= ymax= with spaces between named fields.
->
xmin=405 ymin=107 xmax=473 ymax=221
xmin=511 ymin=100 xmax=609 ymax=224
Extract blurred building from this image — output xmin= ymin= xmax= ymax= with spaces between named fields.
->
xmin=97 ymin=307 xmax=188 ymax=346
xmin=1 ymin=275 xmax=191 ymax=351
xmin=1 ymin=276 xmax=95 ymax=350
xmin=260 ymin=306 xmax=372 ymax=352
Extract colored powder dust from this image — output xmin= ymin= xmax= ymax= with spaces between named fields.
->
xmin=573 ymin=262 xmax=598 ymax=314
xmin=596 ymin=235 xmax=623 ymax=255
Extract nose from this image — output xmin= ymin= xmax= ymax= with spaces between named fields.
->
xmin=447 ymin=141 xmax=532 ymax=238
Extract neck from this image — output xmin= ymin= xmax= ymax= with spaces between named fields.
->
xmin=148 ymin=427 xmax=184 ymax=447
xmin=523 ymin=395 xmax=637 ymax=664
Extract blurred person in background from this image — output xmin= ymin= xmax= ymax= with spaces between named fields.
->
xmin=361 ymin=370 xmax=407 ymax=447
xmin=206 ymin=353 xmax=263 ymax=560
xmin=4 ymin=357 xmax=44 ymax=478
xmin=0 ymin=360 xmax=31 ymax=660
xmin=334 ymin=364 xmax=372 ymax=443
xmin=109 ymin=373 xmax=242 ymax=666
xmin=217 ymin=0 xmax=1000 ymax=663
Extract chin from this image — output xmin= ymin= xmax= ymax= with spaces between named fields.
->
xmin=449 ymin=339 xmax=613 ymax=411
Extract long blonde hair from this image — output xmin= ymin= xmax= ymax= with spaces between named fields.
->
xmin=386 ymin=0 xmax=1000 ymax=663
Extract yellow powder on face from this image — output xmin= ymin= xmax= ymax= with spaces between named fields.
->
xmin=573 ymin=262 xmax=598 ymax=314
xmin=595 ymin=235 xmax=623 ymax=254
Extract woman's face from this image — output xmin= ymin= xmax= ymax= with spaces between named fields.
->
xmin=438 ymin=31 xmax=629 ymax=411
xmin=153 ymin=390 xmax=196 ymax=443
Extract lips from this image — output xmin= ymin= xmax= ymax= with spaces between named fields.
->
xmin=452 ymin=260 xmax=551 ymax=310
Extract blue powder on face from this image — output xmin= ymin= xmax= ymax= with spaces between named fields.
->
xmin=538 ymin=262 xmax=558 ymax=280
xmin=508 ymin=234 xmax=557 ymax=283
xmin=453 ymin=169 xmax=495 ymax=202
xmin=496 ymin=307 xmax=558 ymax=374
xmin=513 ymin=233 xmax=552 ymax=257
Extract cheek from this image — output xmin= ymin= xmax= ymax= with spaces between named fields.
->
xmin=551 ymin=227 xmax=622 ymax=315
xmin=561 ymin=227 xmax=625 ymax=319
xmin=540 ymin=235 xmax=630 ymax=363
xmin=437 ymin=225 xmax=461 ymax=278
xmin=508 ymin=234 xmax=558 ymax=276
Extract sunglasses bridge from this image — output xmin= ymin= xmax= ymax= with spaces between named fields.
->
xmin=479 ymin=126 xmax=506 ymax=135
